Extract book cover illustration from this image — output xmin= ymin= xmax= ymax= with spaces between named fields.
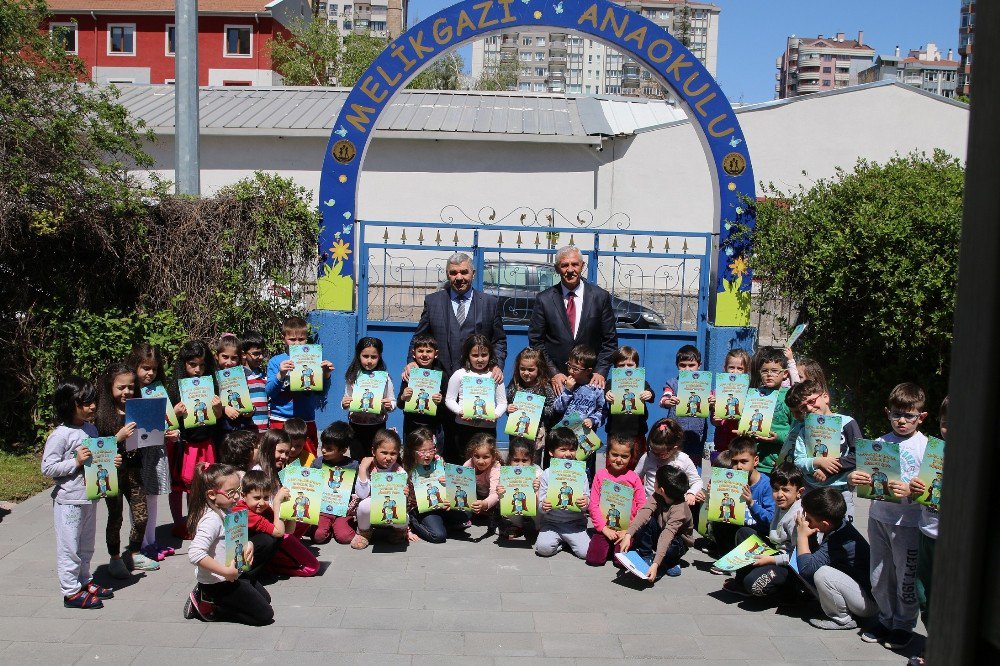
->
xmin=804 ymin=414 xmax=843 ymax=459
xmin=412 ymin=459 xmax=447 ymax=514
xmin=499 ymin=465 xmax=537 ymax=518
xmin=289 ymin=344 xmax=324 ymax=392
xmin=786 ymin=323 xmax=808 ymax=348
xmin=370 ymin=471 xmax=407 ymax=525
xmin=404 ymin=368 xmax=443 ymax=416
xmin=349 ymin=370 xmax=388 ymax=415
xmin=320 ymin=465 xmax=357 ymax=517
xmin=223 ymin=509 xmax=249 ymax=572
xmin=915 ymin=436 xmax=945 ymax=512
xmin=713 ymin=533 xmax=779 ymax=572
xmin=599 ymin=478 xmax=635 ymax=531
xmin=676 ymin=371 xmax=713 ymax=418
xmin=856 ymin=439 xmax=903 ymax=503
xmin=178 ymin=376 xmax=217 ymax=429
xmin=278 ymin=465 xmax=324 ymax=525
xmin=546 ymin=459 xmax=587 ymax=513
xmin=216 ymin=366 xmax=254 ymax=415
xmin=460 ymin=375 xmax=496 ymax=421
xmin=555 ymin=411 xmax=603 ymax=461
xmin=139 ymin=380 xmax=179 ymax=430
xmin=708 ymin=467 xmax=749 ymax=524
xmin=445 ymin=463 xmax=477 ymax=514
xmin=505 ymin=391 xmax=544 ymax=441
xmin=736 ymin=388 xmax=780 ymax=437
xmin=609 ymin=367 xmax=646 ymax=416
xmin=83 ymin=436 xmax=119 ymax=500
xmin=713 ymin=373 xmax=750 ymax=421
xmin=615 ymin=551 xmax=651 ymax=579
xmin=776 ymin=423 xmax=801 ymax=469
xmin=124 ymin=397 xmax=166 ymax=452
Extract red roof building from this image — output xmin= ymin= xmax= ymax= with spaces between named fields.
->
xmin=41 ymin=0 xmax=312 ymax=86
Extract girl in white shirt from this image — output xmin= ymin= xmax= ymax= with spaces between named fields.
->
xmin=444 ymin=334 xmax=507 ymax=463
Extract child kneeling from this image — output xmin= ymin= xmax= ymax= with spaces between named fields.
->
xmin=535 ymin=428 xmax=590 ymax=558
xmin=618 ymin=465 xmax=693 ymax=582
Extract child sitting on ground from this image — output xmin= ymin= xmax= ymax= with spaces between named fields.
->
xmin=535 ymin=428 xmax=590 ymax=559
xmin=311 ymin=421 xmax=359 ymax=546
xmin=235 ymin=470 xmax=319 ymax=578
xmin=496 ymin=441 xmax=542 ymax=543
xmin=284 ymin=418 xmax=315 ymax=468
xmin=634 ymin=418 xmax=702 ymax=504
xmin=710 ymin=436 xmax=775 ymax=569
xmin=619 ymin=465 xmax=693 ymax=582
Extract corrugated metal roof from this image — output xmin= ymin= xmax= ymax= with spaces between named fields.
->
xmin=110 ymin=85 xmax=687 ymax=143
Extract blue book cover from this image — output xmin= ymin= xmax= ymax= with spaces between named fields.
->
xmin=615 ymin=551 xmax=651 ymax=579
xmin=124 ymin=397 xmax=167 ymax=452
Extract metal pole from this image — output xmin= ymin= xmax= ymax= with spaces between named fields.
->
xmin=175 ymin=0 xmax=200 ymax=195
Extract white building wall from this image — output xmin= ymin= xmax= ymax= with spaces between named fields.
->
xmin=207 ymin=68 xmax=281 ymax=85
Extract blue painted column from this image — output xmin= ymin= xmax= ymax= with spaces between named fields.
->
xmin=307 ymin=311 xmax=359 ymax=431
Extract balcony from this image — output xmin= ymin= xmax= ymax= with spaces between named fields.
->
xmin=548 ymin=70 xmax=565 ymax=80
xmin=500 ymin=36 xmax=518 ymax=50
xmin=798 ymin=82 xmax=820 ymax=93
xmin=797 ymin=69 xmax=820 ymax=82
xmin=548 ymin=55 xmax=566 ymax=68
xmin=799 ymin=56 xmax=820 ymax=68
xmin=549 ymin=31 xmax=567 ymax=40
xmin=549 ymin=40 xmax=566 ymax=53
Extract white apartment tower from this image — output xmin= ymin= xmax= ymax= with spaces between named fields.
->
xmin=319 ymin=1 xmax=407 ymax=40
xmin=470 ymin=0 xmax=719 ymax=97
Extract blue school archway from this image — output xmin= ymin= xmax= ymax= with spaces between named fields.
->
xmin=316 ymin=0 xmax=755 ymax=326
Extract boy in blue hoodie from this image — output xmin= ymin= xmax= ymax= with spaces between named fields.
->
xmin=709 ymin=436 xmax=775 ymax=571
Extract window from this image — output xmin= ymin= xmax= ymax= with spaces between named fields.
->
xmin=107 ymin=78 xmax=135 ymax=84
xmin=534 ymin=52 xmax=544 ymax=61
xmin=108 ymin=24 xmax=135 ymax=55
xmin=519 ymin=82 xmax=531 ymax=91
xmin=522 ymin=37 xmax=531 ymax=46
xmin=822 ymin=54 xmax=833 ymax=61
xmin=659 ymin=10 xmax=670 ymax=19
xmin=51 ymin=23 xmax=77 ymax=54
xmin=224 ymin=25 xmax=252 ymax=57
xmin=536 ymin=37 xmax=545 ymax=46
xmin=822 ymin=67 xmax=831 ymax=73
xmin=482 ymin=265 xmax=528 ymax=289
xmin=371 ymin=21 xmax=386 ymax=31
xmin=166 ymin=25 xmax=175 ymax=56
xmin=822 ymin=80 xmax=831 ymax=87
xmin=596 ymin=70 xmax=601 ymax=78
xmin=535 ymin=67 xmax=545 ymax=76
xmin=519 ymin=52 xmax=531 ymax=61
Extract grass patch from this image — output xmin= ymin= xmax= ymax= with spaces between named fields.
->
xmin=0 ymin=452 xmax=51 ymax=503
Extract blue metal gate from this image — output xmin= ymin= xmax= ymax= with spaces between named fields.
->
xmin=357 ymin=218 xmax=712 ymax=436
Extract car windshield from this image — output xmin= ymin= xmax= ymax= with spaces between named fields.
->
xmin=537 ymin=266 xmax=560 ymax=289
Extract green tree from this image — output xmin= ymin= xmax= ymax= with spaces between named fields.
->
xmin=475 ymin=54 xmax=520 ymax=91
xmin=339 ymin=33 xmax=389 ymax=86
xmin=744 ymin=150 xmax=963 ymax=429
xmin=270 ymin=18 xmax=387 ymax=86
xmin=408 ymin=51 xmax=465 ymax=90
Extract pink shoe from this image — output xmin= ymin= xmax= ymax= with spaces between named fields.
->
xmin=141 ymin=545 xmax=166 ymax=562
xmin=157 ymin=543 xmax=176 ymax=558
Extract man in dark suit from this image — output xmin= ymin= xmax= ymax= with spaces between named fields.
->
xmin=528 ymin=246 xmax=618 ymax=392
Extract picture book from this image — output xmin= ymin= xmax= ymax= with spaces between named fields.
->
xmin=545 ymin=459 xmax=588 ymax=513
xmin=223 ymin=509 xmax=249 ymax=573
xmin=713 ymin=373 xmax=750 ymax=421
xmin=139 ymin=381 xmax=179 ymax=431
xmin=404 ymin=368 xmax=443 ymax=417
xmin=786 ymin=323 xmax=808 ymax=348
xmin=775 ymin=424 xmax=800 ymax=469
xmin=713 ymin=533 xmax=779 ymax=572
xmin=178 ymin=376 xmax=217 ymax=429
xmin=499 ymin=465 xmax=537 ymax=518
xmin=460 ymin=375 xmax=496 ymax=421
xmin=504 ymin=390 xmax=544 ymax=441
xmin=369 ymin=471 xmax=407 ymax=526
xmin=288 ymin=344 xmax=323 ymax=392
xmin=599 ymin=478 xmax=635 ymax=531
xmin=278 ymin=465 xmax=324 ymax=525
xmin=411 ymin=459 xmax=447 ymax=514
xmin=124 ymin=397 xmax=166 ymax=452
xmin=856 ymin=439 xmax=903 ymax=503
xmin=707 ymin=466 xmax=749 ymax=524
xmin=614 ymin=551 xmax=651 ymax=579
xmin=676 ymin=371 xmax=713 ymax=418
xmin=349 ymin=370 xmax=389 ymax=415
xmin=83 ymin=436 xmax=119 ymax=500
xmin=445 ymin=463 xmax=477 ymax=513
xmin=319 ymin=465 xmax=357 ymax=517
xmin=803 ymin=414 xmax=843 ymax=459
xmin=609 ymin=367 xmax=646 ymax=416
xmin=555 ymin=412 xmax=603 ymax=461
xmin=215 ymin=366 xmax=253 ymax=415
xmin=736 ymin=388 xmax=780 ymax=437
xmin=915 ymin=436 xmax=945 ymax=512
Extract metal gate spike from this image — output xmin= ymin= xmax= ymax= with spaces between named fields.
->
xmin=647 ymin=238 xmax=654 ymax=252
xmin=516 ymin=232 xmax=523 ymax=247
xmin=630 ymin=237 xmax=636 ymax=252
xmin=534 ymin=233 xmax=541 ymax=248
xmin=569 ymin=234 xmax=575 ymax=246
xmin=453 ymin=232 xmax=459 ymax=246
xmin=435 ymin=230 xmax=442 ymax=245
xmin=417 ymin=230 xmax=424 ymax=245
xmin=683 ymin=239 xmax=689 ymax=252
xmin=664 ymin=238 xmax=670 ymax=252
xmin=382 ymin=229 xmax=389 ymax=242
xmin=612 ymin=236 xmax=618 ymax=250
xmin=400 ymin=229 xmax=407 ymax=244
xmin=497 ymin=232 xmax=503 ymax=246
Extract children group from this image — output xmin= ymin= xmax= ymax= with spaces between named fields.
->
xmin=41 ymin=316 xmax=945 ymax=660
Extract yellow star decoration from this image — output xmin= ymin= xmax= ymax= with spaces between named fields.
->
xmin=727 ymin=182 xmax=736 ymax=191
xmin=330 ymin=239 xmax=352 ymax=262
xmin=533 ymin=10 xmax=542 ymax=19
xmin=728 ymin=255 xmax=748 ymax=279
xmin=339 ymin=174 xmax=348 ymax=183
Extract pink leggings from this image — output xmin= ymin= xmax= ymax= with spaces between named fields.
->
xmin=268 ymin=534 xmax=319 ymax=577
xmin=313 ymin=514 xmax=356 ymax=545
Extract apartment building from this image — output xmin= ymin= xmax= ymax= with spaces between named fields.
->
xmin=775 ymin=31 xmax=875 ymax=99
xmin=318 ymin=1 xmax=407 ymax=40
xmin=470 ymin=0 xmax=719 ymax=98
xmin=858 ymin=44 xmax=960 ymax=99
xmin=958 ymin=0 xmax=974 ymax=96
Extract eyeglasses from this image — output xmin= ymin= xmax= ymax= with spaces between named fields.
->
xmin=566 ymin=363 xmax=586 ymax=372
xmin=888 ymin=411 xmax=922 ymax=422
xmin=797 ymin=394 xmax=821 ymax=410
xmin=760 ymin=368 xmax=785 ymax=376
xmin=214 ymin=487 xmax=242 ymax=500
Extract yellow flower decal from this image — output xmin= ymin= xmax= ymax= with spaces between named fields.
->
xmin=728 ymin=255 xmax=748 ymax=280
xmin=330 ymin=239 xmax=352 ymax=262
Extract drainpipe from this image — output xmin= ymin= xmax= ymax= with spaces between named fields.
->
xmin=175 ymin=0 xmax=200 ymax=195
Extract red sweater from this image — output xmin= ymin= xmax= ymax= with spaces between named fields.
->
xmin=233 ymin=500 xmax=276 ymax=536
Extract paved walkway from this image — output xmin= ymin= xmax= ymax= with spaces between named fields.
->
xmin=0 ymin=491 xmax=921 ymax=664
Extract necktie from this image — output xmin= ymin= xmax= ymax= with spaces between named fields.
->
xmin=456 ymin=296 xmax=467 ymax=326
xmin=566 ymin=291 xmax=576 ymax=336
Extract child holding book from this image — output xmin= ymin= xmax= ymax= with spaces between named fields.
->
xmin=284 ymin=417 xmax=315 ymax=467
xmin=342 ymin=336 xmax=396 ymax=460
xmin=397 ymin=333 xmax=446 ymax=440
xmin=235 ymin=470 xmax=318 ymax=578
xmin=847 ymin=382 xmax=928 ymax=650
xmin=747 ymin=347 xmax=795 ymax=475
xmin=445 ymin=334 xmax=507 ymax=464
xmin=42 ymin=377 xmax=120 ymax=609
xmin=634 ymin=418 xmax=702 ymax=503
xmin=709 ymin=436 xmax=775 ymax=568
xmin=535 ymin=428 xmax=590 ymax=559
xmin=505 ymin=347 xmax=556 ymax=462
xmin=127 ymin=342 xmax=175 ymax=561
xmin=586 ymin=434 xmax=646 ymax=566
xmin=352 ymin=429 xmax=408 ymax=550
xmin=659 ymin=345 xmax=710 ymax=471
xmin=239 ymin=331 xmax=270 ymax=433
xmin=496 ymin=441 xmax=542 ymax=542
xmin=619 ymin=465 xmax=693 ymax=581
xmin=216 ymin=334 xmax=255 ymax=433
xmin=464 ymin=432 xmax=501 ymax=520
xmin=184 ymin=463 xmax=272 ymax=625
xmin=604 ymin=346 xmax=654 ymax=468
xmin=552 ymin=344 xmax=605 ymax=479
xmin=266 ymin=316 xmax=334 ymax=457
xmin=710 ymin=348 xmax=751 ymax=460
xmin=403 ymin=427 xmax=465 ymax=543
xmin=312 ymin=421 xmax=360 ymax=546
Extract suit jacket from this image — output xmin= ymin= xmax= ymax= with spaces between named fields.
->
xmin=528 ymin=281 xmax=618 ymax=379
xmin=411 ymin=288 xmax=507 ymax=377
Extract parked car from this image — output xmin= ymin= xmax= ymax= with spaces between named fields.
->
xmin=481 ymin=261 xmax=667 ymax=329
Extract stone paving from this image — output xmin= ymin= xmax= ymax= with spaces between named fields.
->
xmin=0 ymin=490 xmax=922 ymax=664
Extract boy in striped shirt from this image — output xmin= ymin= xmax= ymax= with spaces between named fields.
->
xmin=240 ymin=332 xmax=269 ymax=433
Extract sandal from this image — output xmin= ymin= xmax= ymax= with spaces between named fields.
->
xmin=86 ymin=582 xmax=115 ymax=599
xmin=64 ymin=590 xmax=103 ymax=609
xmin=350 ymin=529 xmax=372 ymax=550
